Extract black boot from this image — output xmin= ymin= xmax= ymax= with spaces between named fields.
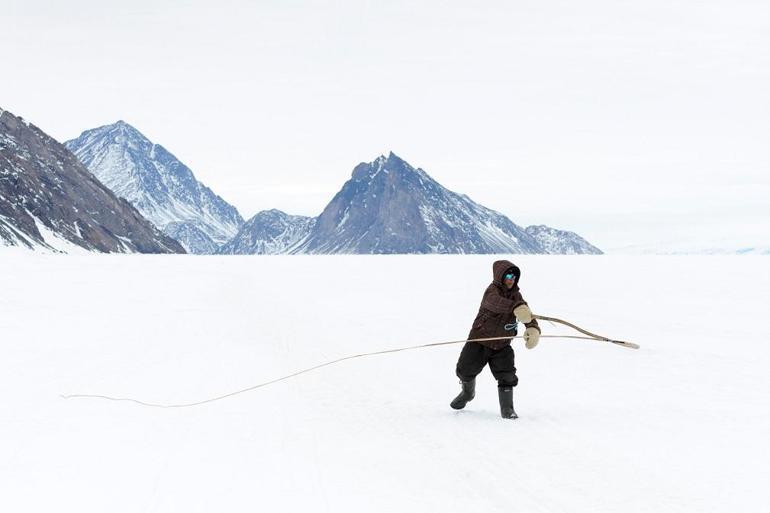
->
xmin=498 ymin=386 xmax=518 ymax=419
xmin=450 ymin=378 xmax=476 ymax=410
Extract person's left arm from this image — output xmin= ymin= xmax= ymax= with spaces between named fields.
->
xmin=512 ymin=289 xmax=541 ymax=349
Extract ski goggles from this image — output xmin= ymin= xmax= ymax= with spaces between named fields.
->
xmin=503 ymin=272 xmax=516 ymax=281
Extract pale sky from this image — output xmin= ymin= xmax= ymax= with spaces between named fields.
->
xmin=2 ymin=0 xmax=769 ymax=252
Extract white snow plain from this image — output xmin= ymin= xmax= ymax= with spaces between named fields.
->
xmin=1 ymin=253 xmax=769 ymax=512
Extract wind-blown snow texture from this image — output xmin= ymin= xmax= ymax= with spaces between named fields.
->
xmin=225 ymin=153 xmax=602 ymax=255
xmin=65 ymin=121 xmax=243 ymax=253
xmin=1 ymin=254 xmax=767 ymax=512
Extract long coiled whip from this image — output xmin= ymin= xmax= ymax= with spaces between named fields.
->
xmin=61 ymin=314 xmax=638 ymax=408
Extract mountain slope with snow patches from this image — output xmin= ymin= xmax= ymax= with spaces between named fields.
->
xmin=225 ymin=153 xmax=602 ymax=255
xmin=218 ymin=209 xmax=315 ymax=255
xmin=298 ymin=152 xmax=546 ymax=254
xmin=0 ymin=108 xmax=185 ymax=253
xmin=525 ymin=224 xmax=602 ymax=255
xmin=65 ymin=121 xmax=243 ymax=253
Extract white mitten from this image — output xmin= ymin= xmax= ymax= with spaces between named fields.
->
xmin=513 ymin=304 xmax=533 ymax=323
xmin=524 ymin=327 xmax=540 ymax=349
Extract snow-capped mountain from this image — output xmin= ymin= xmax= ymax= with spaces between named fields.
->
xmin=64 ymin=121 xmax=243 ymax=253
xmin=296 ymin=152 xmax=589 ymax=254
xmin=524 ymin=225 xmax=602 ymax=255
xmin=218 ymin=209 xmax=315 ymax=255
xmin=0 ymin=108 xmax=184 ymax=253
xmin=224 ymin=153 xmax=602 ymax=255
xmin=164 ymin=221 xmax=220 ymax=255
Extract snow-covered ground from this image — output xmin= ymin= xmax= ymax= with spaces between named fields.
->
xmin=1 ymin=254 xmax=768 ymax=512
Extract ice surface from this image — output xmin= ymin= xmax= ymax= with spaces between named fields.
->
xmin=0 ymin=254 xmax=768 ymax=512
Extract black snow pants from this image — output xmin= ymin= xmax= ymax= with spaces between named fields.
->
xmin=455 ymin=342 xmax=518 ymax=388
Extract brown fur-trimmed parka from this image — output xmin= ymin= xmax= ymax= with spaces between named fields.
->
xmin=467 ymin=260 xmax=541 ymax=350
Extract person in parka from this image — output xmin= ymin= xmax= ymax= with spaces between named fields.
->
xmin=450 ymin=259 xmax=541 ymax=418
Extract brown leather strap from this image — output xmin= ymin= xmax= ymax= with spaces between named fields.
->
xmin=533 ymin=314 xmax=640 ymax=349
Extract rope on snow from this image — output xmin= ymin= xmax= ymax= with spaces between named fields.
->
xmin=60 ymin=314 xmax=638 ymax=409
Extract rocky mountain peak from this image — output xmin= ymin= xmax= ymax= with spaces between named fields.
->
xmin=218 ymin=208 xmax=315 ymax=255
xmin=0 ymin=109 xmax=185 ymax=253
xmin=194 ymin=152 xmax=602 ymax=255
xmin=350 ymin=152 xmax=417 ymax=181
xmin=81 ymin=120 xmax=151 ymax=151
xmin=65 ymin=123 xmax=243 ymax=253
xmin=295 ymin=154 xmax=542 ymax=254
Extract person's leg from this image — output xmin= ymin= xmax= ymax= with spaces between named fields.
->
xmin=451 ymin=342 xmax=489 ymax=409
xmin=488 ymin=345 xmax=517 ymax=387
xmin=455 ymin=342 xmax=488 ymax=382
xmin=489 ymin=345 xmax=518 ymax=418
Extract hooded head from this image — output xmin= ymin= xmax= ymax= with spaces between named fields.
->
xmin=492 ymin=259 xmax=521 ymax=288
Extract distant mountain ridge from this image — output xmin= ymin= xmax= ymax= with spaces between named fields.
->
xmin=606 ymin=242 xmax=770 ymax=255
xmin=524 ymin=225 xmax=602 ymax=255
xmin=223 ymin=152 xmax=602 ymax=255
xmin=218 ymin=209 xmax=315 ymax=254
xmin=65 ymin=121 xmax=243 ymax=253
xmin=3 ymin=107 xmax=602 ymax=256
xmin=0 ymin=108 xmax=184 ymax=253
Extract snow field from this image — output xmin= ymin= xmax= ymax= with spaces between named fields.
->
xmin=0 ymin=254 xmax=768 ymax=512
